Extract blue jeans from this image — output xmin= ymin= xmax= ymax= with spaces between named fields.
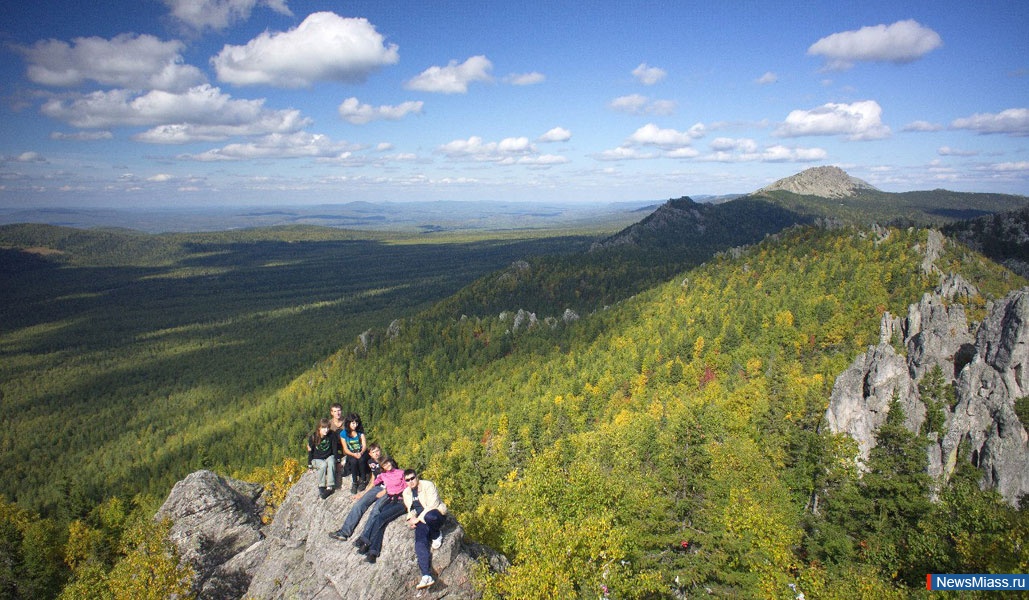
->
xmin=334 ymin=487 xmax=380 ymax=537
xmin=359 ymin=496 xmax=406 ymax=556
xmin=311 ymin=457 xmax=336 ymax=488
xmin=414 ymin=510 xmax=445 ymax=576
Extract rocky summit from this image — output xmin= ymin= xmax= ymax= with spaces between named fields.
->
xmin=757 ymin=165 xmax=880 ymax=198
xmin=156 ymin=470 xmax=507 ymax=600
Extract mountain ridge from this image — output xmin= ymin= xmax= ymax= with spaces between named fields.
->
xmin=592 ymin=167 xmax=1028 ymax=257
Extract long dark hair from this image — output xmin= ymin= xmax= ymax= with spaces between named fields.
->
xmin=311 ymin=418 xmax=331 ymax=444
xmin=343 ymin=413 xmax=364 ymax=435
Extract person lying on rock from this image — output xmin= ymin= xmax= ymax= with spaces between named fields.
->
xmin=306 ymin=418 xmax=341 ymax=499
xmin=327 ymin=444 xmax=386 ymax=541
xmin=350 ymin=457 xmax=408 ymax=564
xmin=402 ymin=470 xmax=448 ymax=590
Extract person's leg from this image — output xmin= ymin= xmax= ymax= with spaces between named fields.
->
xmin=325 ymin=456 xmax=336 ymax=490
xmin=414 ymin=510 xmax=445 ymax=576
xmin=333 ymin=489 xmax=378 ymax=538
xmin=311 ymin=458 xmax=328 ymax=487
xmin=357 ymin=452 xmax=371 ymax=487
xmin=425 ymin=509 xmax=445 ymax=547
xmin=365 ymin=500 xmax=406 ymax=557
xmin=414 ymin=521 xmax=431 ymax=576
xmin=356 ymin=496 xmax=389 ymax=546
xmin=346 ymin=455 xmax=361 ymax=492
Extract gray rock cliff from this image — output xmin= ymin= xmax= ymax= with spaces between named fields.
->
xmin=824 ymin=284 xmax=1029 ymax=505
xmin=157 ymin=470 xmax=506 ymax=599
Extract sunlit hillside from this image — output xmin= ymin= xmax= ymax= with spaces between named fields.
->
xmin=2 ymin=212 xmax=1028 ymax=598
xmin=264 ymin=224 xmax=1026 ymax=597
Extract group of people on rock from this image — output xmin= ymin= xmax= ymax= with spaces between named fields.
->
xmin=307 ymin=404 xmax=447 ymax=590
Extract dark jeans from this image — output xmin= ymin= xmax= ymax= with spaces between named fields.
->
xmin=344 ymin=452 xmax=369 ymax=486
xmin=414 ymin=509 xmax=445 ymax=576
xmin=334 ymin=487 xmax=380 ymax=537
xmin=359 ymin=496 xmax=406 ymax=556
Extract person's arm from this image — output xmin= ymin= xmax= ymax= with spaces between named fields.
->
xmin=359 ymin=433 xmax=367 ymax=454
xmin=414 ymin=482 xmax=445 ymax=522
xmin=404 ymin=488 xmax=418 ymax=526
xmin=343 ymin=434 xmax=360 ymax=459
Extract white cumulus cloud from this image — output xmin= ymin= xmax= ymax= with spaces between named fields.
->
xmin=902 ymin=120 xmax=944 ymax=132
xmin=50 ymin=130 xmax=114 ymax=141
xmin=627 ymin=123 xmax=704 ymax=148
xmin=538 ymin=127 xmax=571 ymax=142
xmin=986 ymin=161 xmax=1029 ymax=172
xmin=593 ymin=146 xmax=658 ymax=161
xmin=338 ymin=97 xmax=423 ymax=125
xmin=41 ymin=84 xmax=310 ymax=142
xmin=15 ymin=151 xmax=46 ymax=163
xmin=505 ymin=72 xmax=545 ymax=85
xmin=755 ymin=71 xmax=778 ymax=85
xmin=405 ymin=55 xmax=493 ymax=94
xmin=808 ymin=19 xmax=942 ymax=71
xmin=212 ymin=12 xmax=399 ymax=87
xmin=698 ymin=141 xmax=826 ymax=163
xmin=180 ymin=132 xmax=362 ymax=161
xmin=18 ymin=33 xmax=204 ymax=92
xmin=951 ymin=108 xmax=1029 ymax=136
xmin=163 ymin=0 xmax=292 ymax=31
xmin=760 ymin=145 xmax=828 ymax=162
xmin=710 ymin=137 xmax=759 ymax=153
xmin=438 ymin=136 xmax=532 ymax=160
xmin=609 ymin=94 xmax=676 ymax=116
xmin=437 ymin=135 xmax=565 ymax=167
xmin=775 ymin=100 xmax=891 ymax=140
xmin=937 ymin=146 xmax=978 ymax=157
xmin=632 ymin=63 xmax=666 ymax=85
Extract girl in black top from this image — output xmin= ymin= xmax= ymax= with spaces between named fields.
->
xmin=307 ymin=418 xmax=342 ymax=499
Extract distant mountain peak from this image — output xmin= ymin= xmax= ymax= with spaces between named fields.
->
xmin=757 ymin=166 xmax=879 ymax=198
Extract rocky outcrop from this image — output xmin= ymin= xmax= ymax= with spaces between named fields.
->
xmin=824 ymin=343 xmax=923 ymax=460
xmin=944 ymin=290 xmax=1029 ymax=502
xmin=157 ymin=470 xmax=506 ymax=600
xmin=824 ymin=285 xmax=1029 ymax=505
xmin=757 ymin=166 xmax=879 ymax=198
xmin=156 ymin=471 xmax=267 ymax=600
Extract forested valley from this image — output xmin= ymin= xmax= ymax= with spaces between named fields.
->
xmin=1 ymin=211 xmax=1028 ymax=598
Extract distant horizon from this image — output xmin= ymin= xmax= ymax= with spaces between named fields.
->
xmin=2 ymin=0 xmax=1027 ymax=210
xmin=0 ymin=195 xmax=664 ymax=233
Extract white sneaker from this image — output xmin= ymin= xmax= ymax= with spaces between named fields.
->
xmin=431 ymin=535 xmax=442 ymax=550
xmin=416 ymin=575 xmax=435 ymax=589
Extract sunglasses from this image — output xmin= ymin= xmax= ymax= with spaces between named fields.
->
xmin=405 ymin=476 xmax=417 ymax=482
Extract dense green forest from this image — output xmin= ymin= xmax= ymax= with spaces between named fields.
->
xmin=754 ymin=188 xmax=1028 ymax=226
xmin=2 ymin=217 xmax=1028 ymax=598
xmin=279 ymin=224 xmax=1026 ymax=598
xmin=0 ymin=224 xmax=605 ymax=515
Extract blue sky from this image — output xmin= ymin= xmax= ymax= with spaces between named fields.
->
xmin=1 ymin=0 xmax=1027 ymax=208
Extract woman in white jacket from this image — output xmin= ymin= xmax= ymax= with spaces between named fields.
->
xmin=402 ymin=470 xmax=447 ymax=589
